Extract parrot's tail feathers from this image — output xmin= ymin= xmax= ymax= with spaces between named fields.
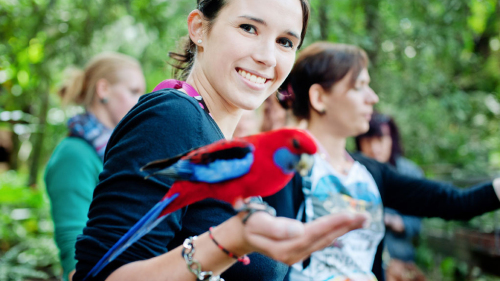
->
xmin=83 ymin=194 xmax=179 ymax=280
xmin=141 ymin=157 xmax=177 ymax=172
xmin=144 ymin=167 xmax=189 ymax=180
xmin=144 ymin=162 xmax=193 ymax=181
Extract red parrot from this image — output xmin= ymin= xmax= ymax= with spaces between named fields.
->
xmin=85 ymin=128 xmax=317 ymax=280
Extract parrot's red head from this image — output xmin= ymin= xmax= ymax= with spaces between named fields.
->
xmin=246 ymin=128 xmax=318 ymax=178
xmin=278 ymin=128 xmax=317 ymax=156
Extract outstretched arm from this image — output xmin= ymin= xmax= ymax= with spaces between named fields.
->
xmin=380 ymin=162 xmax=500 ymax=220
xmin=105 ymin=212 xmax=365 ymax=281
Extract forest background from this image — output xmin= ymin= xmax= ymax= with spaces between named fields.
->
xmin=1 ymin=0 xmax=500 ymax=280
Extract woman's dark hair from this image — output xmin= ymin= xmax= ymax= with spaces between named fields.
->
xmin=279 ymin=42 xmax=369 ymax=120
xmin=354 ymin=112 xmax=403 ymax=166
xmin=169 ymin=0 xmax=311 ymax=80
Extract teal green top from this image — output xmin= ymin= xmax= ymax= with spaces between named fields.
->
xmin=45 ymin=137 xmax=102 ymax=281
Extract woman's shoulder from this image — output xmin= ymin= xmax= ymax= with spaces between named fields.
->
xmin=395 ymin=156 xmax=424 ymax=178
xmin=351 ymin=152 xmax=383 ymax=170
xmin=134 ymin=89 xmax=206 ymax=116
xmin=115 ymin=89 xmax=216 ymax=137
xmin=104 ymin=88 xmax=223 ymax=175
xmin=45 ymin=137 xmax=102 ymax=190
xmin=111 ymin=89 xmax=222 ymax=148
xmin=48 ymin=137 xmax=100 ymax=166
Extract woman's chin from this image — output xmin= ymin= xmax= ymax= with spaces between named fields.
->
xmin=359 ymin=124 xmax=370 ymax=134
xmin=236 ymin=98 xmax=267 ymax=111
xmin=350 ymin=125 xmax=369 ymax=138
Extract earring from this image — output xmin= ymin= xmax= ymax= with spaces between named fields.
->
xmin=318 ymin=108 xmax=326 ymax=115
xmin=100 ymin=98 xmax=108 ymax=104
xmin=197 ymin=39 xmax=202 ymax=44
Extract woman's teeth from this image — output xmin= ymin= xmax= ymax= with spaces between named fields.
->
xmin=238 ymin=69 xmax=266 ymax=85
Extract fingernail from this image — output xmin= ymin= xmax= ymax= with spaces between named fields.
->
xmin=287 ymin=223 xmax=304 ymax=238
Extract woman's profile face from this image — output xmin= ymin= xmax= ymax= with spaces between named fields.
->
xmin=322 ymin=68 xmax=379 ymax=137
xmin=198 ymin=0 xmax=303 ymax=111
xmin=106 ymin=67 xmax=146 ymax=127
xmin=359 ymin=134 xmax=392 ymax=163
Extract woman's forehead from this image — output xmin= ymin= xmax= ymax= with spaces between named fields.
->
xmin=220 ymin=0 xmax=303 ymax=34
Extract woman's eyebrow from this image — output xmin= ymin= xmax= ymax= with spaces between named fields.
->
xmin=286 ymin=30 xmax=300 ymax=40
xmin=239 ymin=15 xmax=267 ymax=25
xmin=238 ymin=15 xmax=300 ymax=40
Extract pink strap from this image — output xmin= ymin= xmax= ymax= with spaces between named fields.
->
xmin=153 ymin=79 xmax=207 ymax=111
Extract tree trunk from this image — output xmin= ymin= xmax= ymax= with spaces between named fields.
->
xmin=27 ymin=79 xmax=50 ymax=188
xmin=362 ymin=0 xmax=380 ymax=65
xmin=318 ymin=0 xmax=330 ymax=40
xmin=8 ymin=125 xmax=20 ymax=170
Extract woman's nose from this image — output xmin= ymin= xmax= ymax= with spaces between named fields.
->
xmin=253 ymin=39 xmax=277 ymax=67
xmin=366 ymin=87 xmax=379 ymax=104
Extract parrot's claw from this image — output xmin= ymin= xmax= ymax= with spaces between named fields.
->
xmin=235 ymin=199 xmax=276 ymax=224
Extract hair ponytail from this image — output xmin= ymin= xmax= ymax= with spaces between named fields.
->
xmin=169 ymin=36 xmax=197 ymax=81
xmin=58 ymin=52 xmax=141 ymax=108
xmin=58 ymin=67 xmax=86 ymax=106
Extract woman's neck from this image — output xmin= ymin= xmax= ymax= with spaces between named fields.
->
xmin=88 ymin=103 xmax=114 ymax=129
xmin=186 ymin=69 xmax=242 ymax=139
xmin=307 ymin=121 xmax=347 ymax=164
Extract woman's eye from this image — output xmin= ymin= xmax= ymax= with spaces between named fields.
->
xmin=240 ymin=24 xmax=257 ymax=34
xmin=277 ymin=38 xmax=294 ymax=49
xmin=355 ymin=83 xmax=367 ymax=91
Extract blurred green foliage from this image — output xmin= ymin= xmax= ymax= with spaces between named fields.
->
xmin=0 ymin=171 xmax=59 ymax=281
xmin=307 ymin=0 xmax=500 ymax=179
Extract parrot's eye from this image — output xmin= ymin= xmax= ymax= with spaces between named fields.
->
xmin=292 ymin=139 xmax=300 ymax=149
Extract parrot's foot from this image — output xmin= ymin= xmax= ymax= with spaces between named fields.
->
xmin=235 ymin=198 xmax=276 ymax=224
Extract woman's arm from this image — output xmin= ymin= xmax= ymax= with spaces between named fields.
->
xmin=45 ymin=138 xmax=102 ymax=280
xmin=106 ymin=211 xmax=365 ymax=281
xmin=379 ymin=162 xmax=500 ymax=220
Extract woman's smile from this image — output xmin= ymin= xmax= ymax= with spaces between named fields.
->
xmin=236 ymin=67 xmax=273 ymax=91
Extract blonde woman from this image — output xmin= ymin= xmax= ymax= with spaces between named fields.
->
xmin=45 ymin=52 xmax=145 ymax=281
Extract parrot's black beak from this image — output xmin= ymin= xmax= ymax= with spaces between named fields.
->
xmin=296 ymin=153 xmax=314 ymax=176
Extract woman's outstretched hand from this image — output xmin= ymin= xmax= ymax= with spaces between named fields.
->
xmin=238 ymin=211 xmax=366 ymax=265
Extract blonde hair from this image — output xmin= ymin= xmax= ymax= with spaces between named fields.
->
xmin=58 ymin=52 xmax=142 ymax=107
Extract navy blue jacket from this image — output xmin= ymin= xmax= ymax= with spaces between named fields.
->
xmin=73 ymin=90 xmax=288 ymax=281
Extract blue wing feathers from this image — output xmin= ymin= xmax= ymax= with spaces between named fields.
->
xmin=192 ymin=152 xmax=254 ymax=183
xmin=154 ymin=151 xmax=254 ymax=183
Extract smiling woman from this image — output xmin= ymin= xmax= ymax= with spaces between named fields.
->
xmin=72 ymin=1 xmax=366 ymax=281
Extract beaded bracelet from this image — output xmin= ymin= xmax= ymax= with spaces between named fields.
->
xmin=208 ymin=227 xmax=250 ymax=265
xmin=182 ymin=236 xmax=225 ymax=281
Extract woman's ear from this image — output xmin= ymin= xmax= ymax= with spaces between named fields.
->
xmin=188 ymin=10 xmax=205 ymax=50
xmin=95 ymin=78 xmax=110 ymax=103
xmin=309 ymin=84 xmax=327 ymax=115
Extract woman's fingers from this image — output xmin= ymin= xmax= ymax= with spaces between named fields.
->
xmin=244 ymin=212 xmax=366 ymax=264
xmin=245 ymin=212 xmax=305 ymax=239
